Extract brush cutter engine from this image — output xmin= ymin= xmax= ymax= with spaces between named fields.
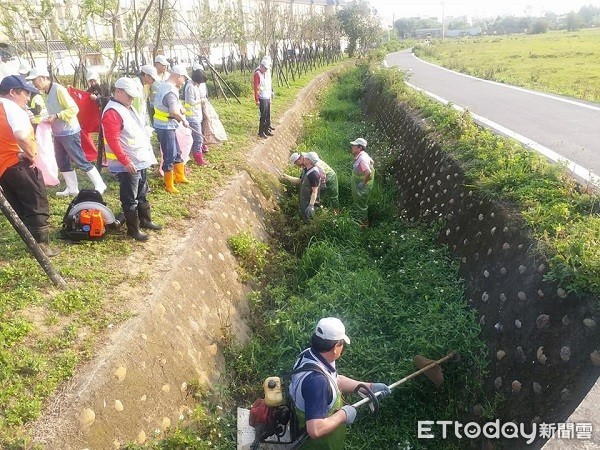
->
xmin=248 ymin=376 xmax=304 ymax=449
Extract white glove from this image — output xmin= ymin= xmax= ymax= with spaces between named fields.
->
xmin=371 ymin=383 xmax=391 ymax=398
xmin=341 ymin=405 xmax=356 ymax=424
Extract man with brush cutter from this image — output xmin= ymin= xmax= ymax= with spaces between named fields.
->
xmin=289 ymin=317 xmax=391 ymax=449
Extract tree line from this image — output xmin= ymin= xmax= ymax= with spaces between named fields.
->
xmin=394 ymin=4 xmax=600 ymax=38
xmin=0 ymin=0 xmax=386 ymax=87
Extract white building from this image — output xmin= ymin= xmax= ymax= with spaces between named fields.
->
xmin=0 ymin=0 xmax=345 ymax=76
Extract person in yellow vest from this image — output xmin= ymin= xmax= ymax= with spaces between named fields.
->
xmin=149 ymin=55 xmax=171 ymax=109
xmin=0 ymin=75 xmax=59 ymax=256
xmin=17 ymin=63 xmax=47 ymax=130
xmin=27 ymin=66 xmax=107 ymax=196
xmin=153 ymin=64 xmax=190 ymax=193
xmin=101 ymin=77 xmax=161 ymax=241
xmin=154 ymin=55 xmax=171 ymax=81
xmin=289 ymin=317 xmax=390 ymax=449
xmin=132 ymin=64 xmax=160 ymax=128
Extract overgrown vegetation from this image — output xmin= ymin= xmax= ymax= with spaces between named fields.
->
xmin=415 ymin=28 xmax=600 ymax=102
xmin=0 ymin=60 xmax=344 ymax=447
xmin=130 ymin=67 xmax=489 ymax=449
xmin=366 ymin=60 xmax=600 ymax=296
xmin=227 ymin=232 xmax=269 ymax=282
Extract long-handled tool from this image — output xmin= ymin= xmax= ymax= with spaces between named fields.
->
xmin=285 ymin=351 xmax=459 ymax=450
xmin=0 ymin=187 xmax=67 ymax=289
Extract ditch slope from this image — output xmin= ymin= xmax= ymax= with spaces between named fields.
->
xmin=362 ymin=72 xmax=600 ymax=447
xmin=29 ymin=67 xmax=342 ymax=450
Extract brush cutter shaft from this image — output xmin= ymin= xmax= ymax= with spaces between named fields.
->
xmin=351 ymin=351 xmax=457 ymax=409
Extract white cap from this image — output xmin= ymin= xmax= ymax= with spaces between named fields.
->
xmin=140 ymin=64 xmax=159 ymax=81
xmin=154 ymin=55 xmax=169 ymax=66
xmin=260 ymin=56 xmax=272 ymax=69
xmin=192 ymin=63 xmax=205 ymax=71
xmin=171 ymin=64 xmax=189 ymax=78
xmin=350 ymin=137 xmax=367 ymax=148
xmin=86 ymin=70 xmax=100 ymax=82
xmin=18 ymin=62 xmax=31 ymax=76
xmin=25 ymin=66 xmax=50 ymax=80
xmin=315 ymin=317 xmax=350 ymax=344
xmin=289 ymin=152 xmax=301 ymax=164
xmin=305 ymin=152 xmax=320 ymax=164
xmin=114 ymin=77 xmax=142 ymax=98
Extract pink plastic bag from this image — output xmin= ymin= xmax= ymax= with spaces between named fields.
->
xmin=157 ymin=126 xmax=193 ymax=176
xmin=34 ymin=122 xmax=59 ymax=186
xmin=177 ymin=126 xmax=192 ymax=164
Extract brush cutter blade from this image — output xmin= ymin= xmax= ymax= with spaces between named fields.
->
xmin=413 ymin=355 xmax=445 ymax=386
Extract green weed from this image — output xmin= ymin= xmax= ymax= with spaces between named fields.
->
xmin=0 ymin=56 xmax=347 ymax=444
xmin=227 ymin=232 xmax=270 ymax=282
xmin=368 ymin=61 xmax=600 ymax=297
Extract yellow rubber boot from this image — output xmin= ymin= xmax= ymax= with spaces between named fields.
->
xmin=164 ymin=170 xmax=179 ymax=193
xmin=173 ymin=162 xmax=190 ymax=183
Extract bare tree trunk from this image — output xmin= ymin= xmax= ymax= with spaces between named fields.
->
xmin=154 ymin=0 xmax=165 ymax=58
xmin=133 ymin=0 xmax=155 ymax=70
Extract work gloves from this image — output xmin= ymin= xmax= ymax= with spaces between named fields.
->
xmin=305 ymin=205 xmax=315 ymax=219
xmin=371 ymin=383 xmax=391 ymax=398
xmin=341 ymin=405 xmax=357 ymax=424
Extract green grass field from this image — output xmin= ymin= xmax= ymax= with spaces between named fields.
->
xmin=415 ymin=28 xmax=600 ymax=102
xmin=0 ymin=60 xmax=344 ymax=447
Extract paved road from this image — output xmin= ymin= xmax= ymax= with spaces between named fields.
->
xmin=385 ymin=49 xmax=600 ymax=185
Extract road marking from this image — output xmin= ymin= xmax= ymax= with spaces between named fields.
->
xmin=403 ymin=81 xmax=600 ymax=187
xmin=407 ymin=53 xmax=600 ymax=112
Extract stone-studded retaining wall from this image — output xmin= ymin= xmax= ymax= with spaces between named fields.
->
xmin=361 ymin=74 xmax=600 ymax=446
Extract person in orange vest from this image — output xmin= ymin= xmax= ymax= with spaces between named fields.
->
xmin=0 ymin=75 xmax=59 ymax=256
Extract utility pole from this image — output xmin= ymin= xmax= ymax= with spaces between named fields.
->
xmin=441 ymin=1 xmax=445 ymax=40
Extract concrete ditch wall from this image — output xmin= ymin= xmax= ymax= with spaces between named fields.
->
xmin=29 ymin=63 xmax=598 ymax=449
xmin=361 ymin=74 xmax=600 ymax=447
xmin=30 ymin=67 xmax=345 ymax=450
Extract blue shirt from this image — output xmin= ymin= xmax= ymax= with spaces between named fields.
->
xmin=300 ymin=351 xmax=335 ymax=420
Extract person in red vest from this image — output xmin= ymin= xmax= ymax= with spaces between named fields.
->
xmin=0 ymin=75 xmax=59 ymax=256
xmin=253 ymin=56 xmax=274 ymax=139
xmin=101 ymin=77 xmax=161 ymax=241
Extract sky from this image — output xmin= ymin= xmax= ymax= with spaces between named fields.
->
xmin=368 ymin=0 xmax=600 ymax=24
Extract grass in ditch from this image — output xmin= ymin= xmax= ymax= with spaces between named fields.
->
xmin=129 ymin=67 xmax=488 ymax=449
xmin=0 ymin=60 xmax=345 ymax=446
xmin=366 ymin=63 xmax=600 ymax=297
xmin=414 ymin=28 xmax=600 ymax=102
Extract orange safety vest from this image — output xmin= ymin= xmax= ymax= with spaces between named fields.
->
xmin=0 ymin=102 xmax=22 ymax=178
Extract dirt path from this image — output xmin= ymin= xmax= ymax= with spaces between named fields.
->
xmin=29 ymin=67 xmax=342 ymax=450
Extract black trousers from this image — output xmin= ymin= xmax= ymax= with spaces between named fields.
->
xmin=258 ymin=98 xmax=271 ymax=134
xmin=115 ymin=169 xmax=149 ymax=212
xmin=0 ymin=160 xmax=50 ymax=231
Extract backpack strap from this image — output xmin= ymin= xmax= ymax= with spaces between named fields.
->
xmin=292 ymin=362 xmax=329 ymax=378
xmin=291 ymin=362 xmax=334 ymax=400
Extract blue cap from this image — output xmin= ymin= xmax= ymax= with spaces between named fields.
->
xmin=0 ymin=75 xmax=39 ymax=94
